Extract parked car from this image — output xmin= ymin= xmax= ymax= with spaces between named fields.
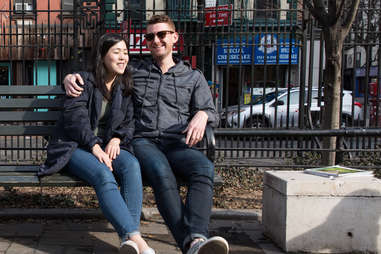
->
xmin=223 ymin=88 xmax=364 ymax=128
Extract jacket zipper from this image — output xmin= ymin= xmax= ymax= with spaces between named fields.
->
xmin=156 ymin=74 xmax=163 ymax=133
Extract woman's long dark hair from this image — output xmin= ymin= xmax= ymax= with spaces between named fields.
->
xmin=91 ymin=33 xmax=133 ymax=100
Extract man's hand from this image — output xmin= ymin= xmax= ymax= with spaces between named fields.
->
xmin=105 ymin=138 xmax=121 ymax=160
xmin=92 ymin=144 xmax=113 ymax=171
xmin=64 ymin=73 xmax=84 ymax=97
xmin=183 ymin=111 xmax=208 ymax=147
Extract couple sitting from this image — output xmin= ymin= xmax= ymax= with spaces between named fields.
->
xmin=39 ymin=15 xmax=229 ymax=254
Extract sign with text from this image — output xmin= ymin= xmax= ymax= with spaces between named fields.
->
xmin=205 ymin=0 xmax=216 ymax=8
xmin=254 ymin=34 xmax=299 ymax=64
xmin=205 ymin=5 xmax=232 ymax=28
xmin=216 ymin=35 xmax=299 ymax=65
xmin=216 ymin=39 xmax=253 ymax=65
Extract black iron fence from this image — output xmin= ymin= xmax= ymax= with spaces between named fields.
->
xmin=0 ymin=0 xmax=380 ymax=169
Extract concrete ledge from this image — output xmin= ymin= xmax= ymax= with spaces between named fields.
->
xmin=263 ymin=170 xmax=381 ymax=253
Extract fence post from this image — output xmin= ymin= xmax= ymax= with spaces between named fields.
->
xmin=335 ymin=135 xmax=344 ymax=164
xmin=71 ymin=0 xmax=81 ymax=71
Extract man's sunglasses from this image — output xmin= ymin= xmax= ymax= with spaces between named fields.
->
xmin=144 ymin=30 xmax=174 ymax=41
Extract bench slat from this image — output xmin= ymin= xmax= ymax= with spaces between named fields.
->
xmin=0 ymin=175 xmax=40 ymax=186
xmin=0 ymin=165 xmax=40 ymax=172
xmin=0 ymin=111 xmax=60 ymax=122
xmin=0 ymin=98 xmax=63 ymax=109
xmin=0 ymin=86 xmax=65 ymax=96
xmin=40 ymin=174 xmax=88 ymax=187
xmin=0 ymin=125 xmax=55 ymax=136
xmin=0 ymin=171 xmax=223 ymax=186
xmin=0 ymin=173 xmax=223 ymax=187
xmin=0 ymin=173 xmax=87 ymax=187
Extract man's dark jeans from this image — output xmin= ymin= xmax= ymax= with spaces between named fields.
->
xmin=132 ymin=137 xmax=215 ymax=253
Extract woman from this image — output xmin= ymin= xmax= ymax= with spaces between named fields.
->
xmin=38 ymin=33 xmax=155 ymax=254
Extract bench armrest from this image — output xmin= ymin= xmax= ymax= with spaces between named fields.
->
xmin=204 ymin=125 xmax=216 ymax=163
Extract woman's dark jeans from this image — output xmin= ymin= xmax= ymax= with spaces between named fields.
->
xmin=132 ymin=137 xmax=215 ymax=253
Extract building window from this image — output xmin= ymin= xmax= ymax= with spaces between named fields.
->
xmin=0 ymin=65 xmax=10 ymax=86
xmin=167 ymin=0 xmax=198 ymax=20
xmin=13 ymin=0 xmax=35 ymax=14
xmin=124 ymin=0 xmax=146 ymax=21
xmin=62 ymin=0 xmax=74 ymax=12
xmin=255 ymin=0 xmax=279 ymax=19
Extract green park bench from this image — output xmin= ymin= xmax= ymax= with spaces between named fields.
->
xmin=0 ymin=85 xmax=222 ymax=188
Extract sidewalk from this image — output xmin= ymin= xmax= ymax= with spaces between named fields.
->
xmin=0 ymin=208 xmax=284 ymax=254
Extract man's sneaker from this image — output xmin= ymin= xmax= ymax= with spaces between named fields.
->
xmin=186 ymin=239 xmax=205 ymax=254
xmin=120 ymin=240 xmax=139 ymax=254
xmin=186 ymin=236 xmax=229 ymax=254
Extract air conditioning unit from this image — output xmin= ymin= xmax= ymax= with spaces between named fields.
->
xmin=346 ymin=54 xmax=353 ymax=68
xmin=15 ymin=3 xmax=32 ymax=12
xmin=63 ymin=0 xmax=74 ymax=11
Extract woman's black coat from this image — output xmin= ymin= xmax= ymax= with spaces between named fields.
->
xmin=38 ymin=72 xmax=134 ymax=176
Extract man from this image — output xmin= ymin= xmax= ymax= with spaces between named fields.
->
xmin=64 ymin=15 xmax=229 ymax=254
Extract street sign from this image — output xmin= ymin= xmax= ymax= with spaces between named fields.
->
xmin=205 ymin=4 xmax=232 ymax=28
xmin=254 ymin=34 xmax=299 ymax=65
xmin=216 ymin=35 xmax=299 ymax=65
xmin=216 ymin=39 xmax=253 ymax=65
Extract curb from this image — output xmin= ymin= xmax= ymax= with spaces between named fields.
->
xmin=0 ymin=208 xmax=261 ymax=221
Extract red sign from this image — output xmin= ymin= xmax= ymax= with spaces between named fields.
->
xmin=205 ymin=4 xmax=232 ymax=28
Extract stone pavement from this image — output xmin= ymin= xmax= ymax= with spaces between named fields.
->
xmin=0 ymin=208 xmax=284 ymax=254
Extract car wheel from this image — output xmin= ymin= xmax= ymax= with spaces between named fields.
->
xmin=244 ymin=116 xmax=269 ymax=128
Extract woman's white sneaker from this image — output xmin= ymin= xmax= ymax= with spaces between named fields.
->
xmin=119 ymin=240 xmax=139 ymax=254
xmin=141 ymin=247 xmax=156 ymax=254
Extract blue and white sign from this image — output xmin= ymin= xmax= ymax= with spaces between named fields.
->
xmin=216 ymin=34 xmax=299 ymax=65
xmin=216 ymin=39 xmax=253 ymax=65
xmin=254 ymin=34 xmax=298 ymax=64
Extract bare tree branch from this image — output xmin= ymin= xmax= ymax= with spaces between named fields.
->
xmin=342 ymin=0 xmax=361 ymax=30
xmin=305 ymin=0 xmax=329 ymax=26
xmin=333 ymin=0 xmax=346 ymax=26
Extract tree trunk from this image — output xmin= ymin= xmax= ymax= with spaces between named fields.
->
xmin=321 ymin=26 xmax=344 ymax=165
xmin=304 ymin=0 xmax=361 ymax=165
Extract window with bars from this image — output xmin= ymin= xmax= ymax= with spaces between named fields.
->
xmin=13 ymin=0 xmax=35 ymax=14
xmin=255 ymin=0 xmax=279 ymax=20
xmin=0 ymin=65 xmax=10 ymax=86
xmin=124 ymin=0 xmax=146 ymax=21
xmin=62 ymin=0 xmax=74 ymax=11
xmin=167 ymin=0 xmax=198 ymax=20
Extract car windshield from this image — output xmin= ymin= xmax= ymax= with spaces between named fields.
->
xmin=248 ymin=91 xmax=287 ymax=105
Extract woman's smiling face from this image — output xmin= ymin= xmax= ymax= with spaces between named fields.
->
xmin=103 ymin=40 xmax=129 ymax=76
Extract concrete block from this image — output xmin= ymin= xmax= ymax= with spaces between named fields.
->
xmin=262 ymin=170 xmax=381 ymax=253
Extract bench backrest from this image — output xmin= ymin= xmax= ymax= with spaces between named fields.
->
xmin=0 ymin=86 xmax=65 ymax=165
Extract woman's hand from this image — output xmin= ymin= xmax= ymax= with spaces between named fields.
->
xmin=92 ymin=144 xmax=113 ymax=171
xmin=105 ymin=137 xmax=121 ymax=160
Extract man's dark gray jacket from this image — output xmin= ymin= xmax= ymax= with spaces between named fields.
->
xmin=131 ymin=58 xmax=218 ymax=139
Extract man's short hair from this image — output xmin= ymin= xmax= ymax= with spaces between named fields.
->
xmin=148 ymin=14 xmax=176 ymax=31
